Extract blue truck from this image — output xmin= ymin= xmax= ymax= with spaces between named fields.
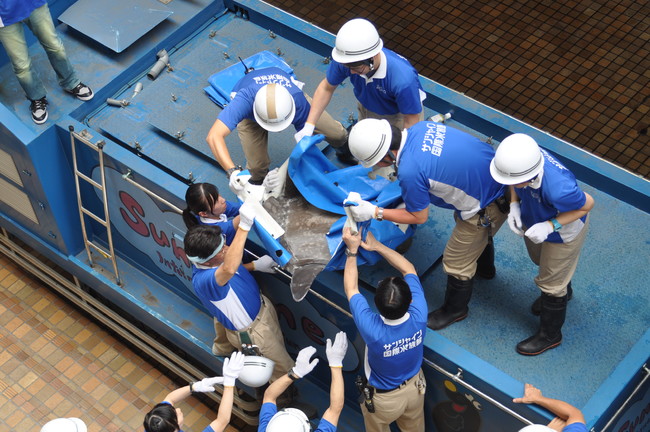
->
xmin=1 ymin=1 xmax=648 ymax=431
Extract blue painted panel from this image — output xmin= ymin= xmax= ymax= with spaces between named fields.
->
xmin=59 ymin=0 xmax=173 ymax=53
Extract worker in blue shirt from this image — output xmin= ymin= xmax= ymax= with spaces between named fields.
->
xmin=296 ymin=18 xmax=425 ymax=144
xmin=490 ymin=134 xmax=594 ymax=356
xmin=258 ymin=333 xmax=348 ymax=432
xmin=0 ymin=0 xmax=93 ymax=124
xmin=205 ymin=67 xmax=348 ymax=189
xmin=346 ymin=119 xmax=508 ymax=332
xmin=342 ymin=228 xmax=427 ymax=432
xmin=183 ymin=203 xmax=294 ymax=390
xmin=143 ymin=352 xmax=245 ymax=432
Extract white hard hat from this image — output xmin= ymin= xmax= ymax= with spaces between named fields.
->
xmin=519 ymin=425 xmax=555 ymax=432
xmin=332 ymin=18 xmax=383 ymax=64
xmin=348 ymin=119 xmax=393 ymax=168
xmin=253 ymin=83 xmax=296 ymax=132
xmin=266 ymin=408 xmax=311 ymax=432
xmin=237 ymin=355 xmax=275 ymax=387
xmin=490 ymin=133 xmax=544 ymax=185
xmin=41 ymin=418 xmax=87 ymax=432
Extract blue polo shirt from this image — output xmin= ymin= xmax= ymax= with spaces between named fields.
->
xmin=0 ymin=0 xmax=46 ymax=27
xmin=515 ymin=149 xmax=587 ymax=243
xmin=397 ymin=121 xmax=505 ymax=220
xmin=563 ymin=423 xmax=587 ymax=432
xmin=192 ymin=265 xmax=262 ymax=331
xmin=218 ymin=67 xmax=310 ymax=131
xmin=196 ymin=201 xmax=241 ymax=244
xmin=326 ymin=48 xmax=423 ymax=116
xmin=350 ymin=273 xmax=427 ymax=390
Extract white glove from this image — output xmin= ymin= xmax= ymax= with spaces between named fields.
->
xmin=262 ymin=168 xmax=281 ymax=193
xmin=229 ymin=169 xmax=245 ymax=194
xmin=326 ymin=331 xmax=348 ymax=367
xmin=507 ymin=202 xmax=524 ymax=237
xmin=238 ymin=201 xmax=256 ymax=231
xmin=252 ymin=255 xmax=277 ymax=273
xmin=192 ymin=376 xmax=224 ymax=393
xmin=294 ymin=122 xmax=315 ymax=143
xmin=291 ymin=346 xmax=319 ymax=378
xmin=525 ymin=221 xmax=554 ymax=244
xmin=222 ymin=351 xmax=245 ymax=386
xmin=349 ymin=199 xmax=377 ymax=222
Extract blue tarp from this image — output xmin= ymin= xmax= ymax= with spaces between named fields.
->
xmin=288 ymin=135 xmax=415 ymax=271
xmin=204 ymin=51 xmax=295 ymax=107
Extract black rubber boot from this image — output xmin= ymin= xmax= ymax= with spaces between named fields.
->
xmin=531 ymin=282 xmax=572 ymax=315
xmin=517 ymin=293 xmax=567 ymax=356
xmin=427 ymin=276 xmax=473 ymax=330
xmin=475 ymin=239 xmax=495 ymax=279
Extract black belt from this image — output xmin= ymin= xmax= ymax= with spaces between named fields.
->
xmin=374 ymin=379 xmax=409 ymax=394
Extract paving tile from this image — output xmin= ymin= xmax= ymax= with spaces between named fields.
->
xmin=0 ymin=255 xmax=232 ymax=432
xmin=263 ymin=0 xmax=650 ymax=176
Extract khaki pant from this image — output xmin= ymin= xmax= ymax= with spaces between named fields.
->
xmin=224 ymin=295 xmax=294 ymax=382
xmin=239 ymin=94 xmax=347 ymax=182
xmin=361 ymin=369 xmax=426 ymax=432
xmin=524 ymin=214 xmax=590 ymax=296
xmin=357 ymin=102 xmax=425 ymax=129
xmin=443 ymin=201 xmax=508 ymax=281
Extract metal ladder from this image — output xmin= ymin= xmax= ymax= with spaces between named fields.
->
xmin=69 ymin=126 xmax=121 ymax=285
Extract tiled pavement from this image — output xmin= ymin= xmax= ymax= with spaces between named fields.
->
xmin=266 ymin=0 xmax=650 ymax=178
xmin=0 ymin=253 xmax=239 ymax=432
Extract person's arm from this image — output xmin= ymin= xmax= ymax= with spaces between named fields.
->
xmin=209 ymin=385 xmax=234 ymax=432
xmin=214 ymin=227 xmax=248 ymax=286
xmin=554 ymin=192 xmax=594 ymax=227
xmin=263 ymin=347 xmax=320 ymax=404
xmin=342 ymin=227 xmax=362 ymax=301
xmin=403 ymin=112 xmax=421 ymax=129
xmin=215 ymin=203 xmax=255 ymax=286
xmin=206 ymin=119 xmax=236 ymax=172
xmin=162 ymin=386 xmax=191 ymax=406
xmin=513 ymin=383 xmax=585 ymax=426
xmin=382 ymin=206 xmax=429 ymax=225
xmin=262 ymin=375 xmax=293 ymax=405
xmin=306 ymin=79 xmax=337 ymax=125
xmin=361 ymin=231 xmax=416 ymax=276
xmin=321 ymin=332 xmax=347 ymax=427
xmin=208 ymin=352 xmax=245 ymax=432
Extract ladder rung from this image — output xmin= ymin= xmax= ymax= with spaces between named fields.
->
xmin=75 ymin=170 xmax=104 ymax=190
xmin=81 ymin=207 xmax=108 ymax=227
xmin=86 ymin=241 xmax=113 ymax=259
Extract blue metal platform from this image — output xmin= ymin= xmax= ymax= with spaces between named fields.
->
xmin=0 ymin=1 xmax=648 ymax=430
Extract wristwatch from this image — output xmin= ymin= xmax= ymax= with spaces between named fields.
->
xmin=550 ymin=218 xmax=562 ymax=232
xmin=376 ymin=207 xmax=384 ymax=221
xmin=227 ymin=165 xmax=242 ymax=177
xmin=345 ymin=248 xmax=358 ymax=257
xmin=288 ymin=369 xmax=301 ymax=381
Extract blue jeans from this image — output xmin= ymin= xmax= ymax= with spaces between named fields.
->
xmin=0 ymin=3 xmax=79 ymax=100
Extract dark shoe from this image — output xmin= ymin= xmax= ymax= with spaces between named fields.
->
xmin=517 ymin=293 xmax=567 ymax=356
xmin=475 ymin=240 xmax=495 ymax=279
xmin=427 ymin=276 xmax=473 ymax=330
xmin=66 ymin=82 xmax=94 ymax=101
xmin=531 ymin=282 xmax=572 ymax=316
xmin=335 ymin=145 xmax=358 ymax=165
xmin=30 ymin=97 xmax=48 ymax=124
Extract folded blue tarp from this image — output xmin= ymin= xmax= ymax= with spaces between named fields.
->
xmin=204 ymin=51 xmax=295 ymax=107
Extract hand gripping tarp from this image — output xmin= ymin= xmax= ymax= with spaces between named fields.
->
xmin=288 ymin=135 xmax=415 ymax=272
xmin=203 ymin=51 xmax=295 ymax=107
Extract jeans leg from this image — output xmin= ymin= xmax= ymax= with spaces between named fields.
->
xmin=0 ymin=21 xmax=47 ymax=100
xmin=25 ymin=4 xmax=79 ymax=91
